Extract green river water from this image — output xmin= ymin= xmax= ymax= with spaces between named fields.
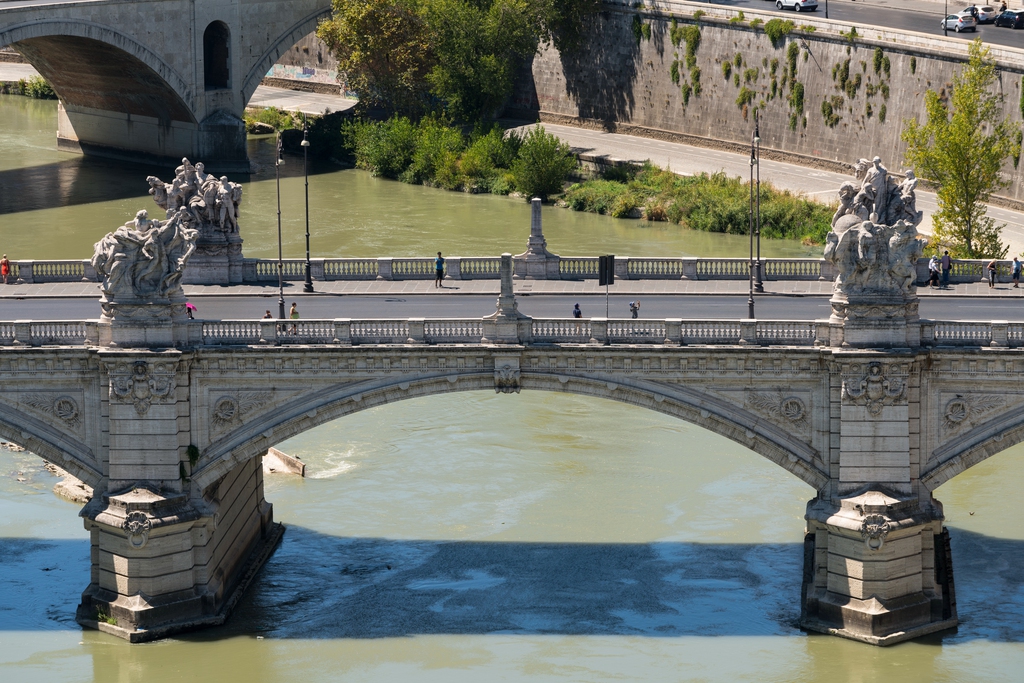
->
xmin=1 ymin=95 xmax=1024 ymax=683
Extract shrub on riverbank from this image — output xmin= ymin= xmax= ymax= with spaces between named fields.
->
xmin=563 ymin=164 xmax=833 ymax=244
xmin=345 ymin=117 xmax=573 ymax=198
xmin=244 ymin=107 xmax=299 ymax=133
xmin=0 ymin=76 xmax=56 ymax=99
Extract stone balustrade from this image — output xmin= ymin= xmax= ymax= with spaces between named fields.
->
xmin=2 ymin=316 xmax=1020 ymax=349
xmin=10 ymin=256 xmax=1019 ymax=285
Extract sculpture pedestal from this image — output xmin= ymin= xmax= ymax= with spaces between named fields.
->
xmin=97 ymin=298 xmax=196 ymax=347
xmin=514 ymin=197 xmax=560 ymax=279
xmin=830 ymin=295 xmax=921 ymax=349
xmin=183 ymin=234 xmax=244 ymax=285
xmin=801 ymin=491 xmax=957 ymax=645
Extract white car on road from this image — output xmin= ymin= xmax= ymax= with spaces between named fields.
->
xmin=959 ymin=5 xmax=999 ymax=22
xmin=775 ymin=0 xmax=818 ymax=11
xmin=941 ymin=13 xmax=979 ymax=30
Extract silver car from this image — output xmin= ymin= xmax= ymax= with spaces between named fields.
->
xmin=941 ymin=13 xmax=978 ymax=31
xmin=775 ymin=0 xmax=818 ymax=11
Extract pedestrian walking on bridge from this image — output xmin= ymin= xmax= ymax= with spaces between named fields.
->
xmin=0 ymin=254 xmax=10 ymax=285
xmin=941 ymin=251 xmax=952 ymax=288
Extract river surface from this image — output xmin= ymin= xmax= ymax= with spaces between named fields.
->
xmin=2 ymin=95 xmax=1024 ymax=682
xmin=0 ymin=95 xmax=819 ymax=261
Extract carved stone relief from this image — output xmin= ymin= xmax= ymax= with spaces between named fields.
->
xmin=860 ymin=513 xmax=891 ymax=550
xmin=21 ymin=393 xmax=82 ymax=430
xmin=122 ymin=511 xmax=152 ymax=549
xmin=842 ymin=362 xmax=907 ymax=415
xmin=494 ymin=359 xmax=521 ymax=394
xmin=941 ymin=394 xmax=1005 ymax=435
xmin=211 ymin=391 xmax=274 ymax=432
xmin=745 ymin=391 xmax=809 ymax=432
xmin=109 ymin=361 xmax=176 ymax=415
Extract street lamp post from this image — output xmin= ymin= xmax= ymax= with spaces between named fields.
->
xmin=944 ymin=0 xmax=948 ymax=35
xmin=275 ymin=133 xmax=286 ymax=321
xmin=754 ymin=110 xmax=763 ymax=294
xmin=301 ymin=118 xmax=313 ymax=293
xmin=825 ymin=0 xmax=828 ymax=19
xmin=748 ymin=123 xmax=756 ymax=320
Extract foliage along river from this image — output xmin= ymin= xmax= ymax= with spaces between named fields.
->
xmin=2 ymin=95 xmax=1024 ymax=682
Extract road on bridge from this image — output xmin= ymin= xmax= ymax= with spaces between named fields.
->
xmin=1 ymin=294 xmax=1020 ymax=322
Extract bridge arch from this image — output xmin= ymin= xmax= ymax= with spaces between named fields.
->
xmin=239 ymin=7 xmax=332 ymax=106
xmin=1 ymin=20 xmax=196 ymax=122
xmin=0 ymin=401 xmax=102 ymax=490
xmin=922 ymin=408 xmax=1024 ymax=490
xmin=192 ymin=372 xmax=828 ymax=494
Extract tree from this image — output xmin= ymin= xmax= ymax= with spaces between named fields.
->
xmin=510 ymin=125 xmax=577 ymax=200
xmin=902 ymin=39 xmax=1019 ymax=259
xmin=317 ymin=0 xmax=434 ymax=116
xmin=318 ymin=0 xmax=602 ymax=120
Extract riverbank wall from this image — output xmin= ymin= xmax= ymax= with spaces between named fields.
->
xmin=509 ymin=0 xmax=1024 ymax=205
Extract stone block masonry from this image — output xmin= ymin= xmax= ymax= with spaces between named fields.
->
xmin=510 ymin=0 xmax=1024 ymax=203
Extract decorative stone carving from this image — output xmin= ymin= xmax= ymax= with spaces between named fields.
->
xmin=146 ymin=158 xmax=245 ymax=285
xmin=824 ymin=219 xmax=925 ymax=297
xmin=860 ymin=513 xmax=891 ymax=550
xmin=211 ymin=392 xmax=274 ymax=430
xmin=109 ymin=361 xmax=176 ymax=415
xmin=745 ymin=391 xmax=808 ymax=430
xmin=842 ymin=362 xmax=906 ymax=415
xmin=122 ymin=510 xmax=152 ymax=549
xmin=92 ymin=208 xmax=198 ymax=310
xmin=494 ymin=362 xmax=521 ymax=394
xmin=22 ymin=394 xmax=81 ymax=429
xmin=942 ymin=394 xmax=1005 ymax=434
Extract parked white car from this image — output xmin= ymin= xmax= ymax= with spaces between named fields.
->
xmin=959 ymin=5 xmax=999 ymax=22
xmin=775 ymin=0 xmax=818 ymax=11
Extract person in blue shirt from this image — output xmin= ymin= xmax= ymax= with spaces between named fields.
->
xmin=435 ymin=252 xmax=445 ymax=288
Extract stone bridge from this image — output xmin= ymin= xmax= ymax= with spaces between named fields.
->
xmin=0 ymin=0 xmax=331 ymax=171
xmin=3 ymin=251 xmax=1023 ymax=645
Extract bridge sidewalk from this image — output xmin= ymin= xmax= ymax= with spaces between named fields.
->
xmin=1 ymin=279 xmax=1022 ymax=300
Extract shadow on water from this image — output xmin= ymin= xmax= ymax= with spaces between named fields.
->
xmin=0 ymin=139 xmax=338 ymax=217
xmin=4 ymin=527 xmax=1024 ymax=644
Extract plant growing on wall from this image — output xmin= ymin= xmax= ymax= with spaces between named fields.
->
xmin=750 ymin=18 xmax=764 ymax=29
xmin=763 ymin=18 xmax=793 ymax=48
xmin=691 ymin=67 xmax=702 ymax=95
xmin=736 ymin=86 xmax=756 ymax=108
xmin=729 ymin=10 xmax=745 ymax=23
xmin=681 ymin=25 xmax=701 ymax=69
xmin=821 ymin=96 xmax=843 ymax=127
xmin=671 ymin=61 xmax=681 ymax=85
xmin=722 ymin=61 xmax=732 ymax=80
xmin=873 ymin=48 xmax=884 ymax=75
xmin=910 ymin=56 xmax=917 ymax=74
xmin=786 ymin=42 xmax=799 ymax=80
xmin=902 ymin=40 xmax=1017 ymax=258
xmin=879 ymin=104 xmax=886 ymax=123
xmin=681 ymin=81 xmax=693 ymax=105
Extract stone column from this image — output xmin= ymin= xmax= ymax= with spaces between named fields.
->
xmin=514 ymin=198 xmax=560 ymax=279
xmin=483 ymin=253 xmax=531 ymax=344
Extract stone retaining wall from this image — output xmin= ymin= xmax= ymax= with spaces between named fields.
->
xmin=509 ymin=0 xmax=1024 ymax=203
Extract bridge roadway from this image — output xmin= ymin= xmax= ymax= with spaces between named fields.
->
xmin=1 ymin=293 xmax=1022 ymax=321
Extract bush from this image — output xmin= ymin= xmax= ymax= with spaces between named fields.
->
xmin=405 ymin=116 xmax=465 ymax=184
xmin=510 ymin=126 xmax=577 ymax=200
xmin=350 ymin=116 xmax=419 ymax=179
xmin=763 ymin=19 xmax=794 ymax=48
xmin=21 ymin=76 xmax=56 ymax=99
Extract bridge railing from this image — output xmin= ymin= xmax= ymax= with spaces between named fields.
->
xmin=11 ymin=257 xmax=1016 ymax=286
xmin=4 ymin=318 xmax=1023 ymax=349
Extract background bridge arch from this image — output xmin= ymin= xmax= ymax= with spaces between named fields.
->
xmin=240 ymin=8 xmax=332 ymax=106
xmin=2 ymin=20 xmax=197 ymax=121
xmin=192 ymin=372 xmax=828 ymax=493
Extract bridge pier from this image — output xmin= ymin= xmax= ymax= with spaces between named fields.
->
xmin=77 ymin=451 xmax=281 ymax=642
xmin=801 ymin=493 xmax=956 ymax=645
